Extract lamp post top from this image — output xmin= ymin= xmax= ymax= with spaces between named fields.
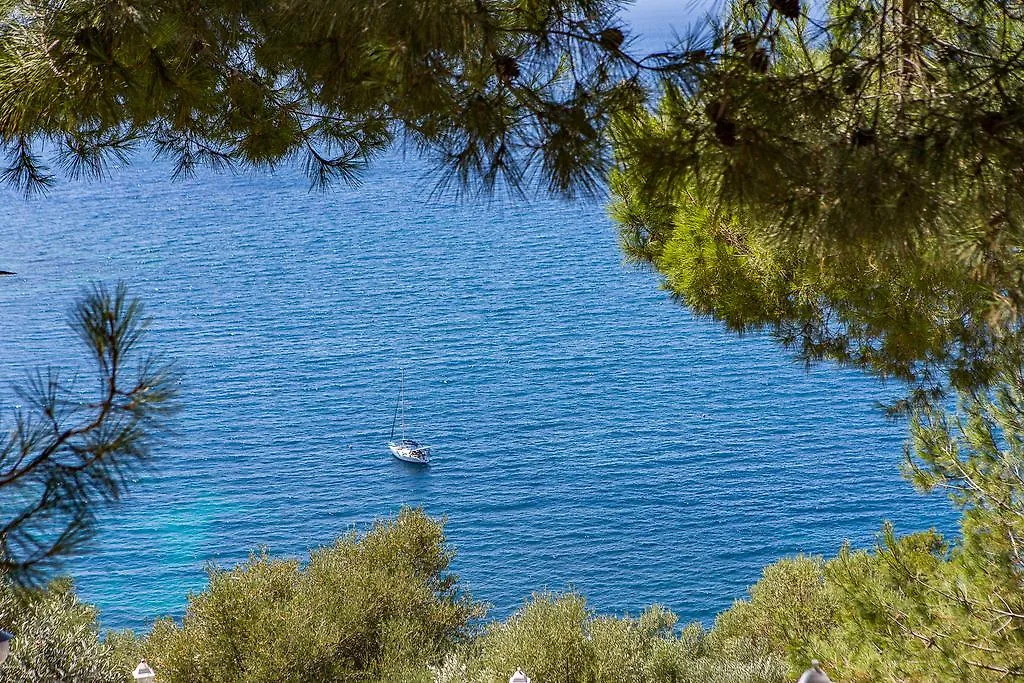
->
xmin=796 ymin=660 xmax=832 ymax=683
xmin=0 ymin=632 xmax=12 ymax=668
xmin=132 ymin=659 xmax=156 ymax=682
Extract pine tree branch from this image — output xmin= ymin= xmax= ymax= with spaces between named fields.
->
xmin=0 ymin=283 xmax=178 ymax=586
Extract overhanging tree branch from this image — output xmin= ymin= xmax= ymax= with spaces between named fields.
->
xmin=0 ymin=283 xmax=178 ymax=586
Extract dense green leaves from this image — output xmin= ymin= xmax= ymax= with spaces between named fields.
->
xmin=0 ymin=0 xmax=644 ymax=196
xmin=0 ymin=515 xmax=800 ymax=683
xmin=457 ymin=592 xmax=789 ymax=683
xmin=5 ymin=493 xmax=1024 ymax=681
xmin=606 ymin=0 xmax=1024 ymax=396
xmin=711 ymin=556 xmax=833 ymax=668
xmin=139 ymin=508 xmax=482 ymax=682
xmin=609 ymin=174 xmax=1005 ymax=400
xmin=0 ymin=577 xmax=135 ymax=682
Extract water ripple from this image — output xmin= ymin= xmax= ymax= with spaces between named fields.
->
xmin=0 ymin=150 xmax=954 ymax=631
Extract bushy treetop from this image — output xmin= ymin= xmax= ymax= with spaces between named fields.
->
xmin=1 ymin=0 xmax=643 ymax=195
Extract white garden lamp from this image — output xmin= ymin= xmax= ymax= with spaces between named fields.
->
xmin=0 ymin=630 xmax=12 ymax=666
xmin=132 ymin=660 xmax=157 ymax=683
xmin=509 ymin=668 xmax=531 ymax=683
xmin=796 ymin=659 xmax=832 ymax=683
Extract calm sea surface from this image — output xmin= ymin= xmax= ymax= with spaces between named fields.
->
xmin=0 ymin=4 xmax=955 ymax=632
xmin=1 ymin=148 xmax=954 ymax=632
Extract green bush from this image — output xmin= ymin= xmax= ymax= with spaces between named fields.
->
xmin=462 ymin=592 xmax=788 ymax=683
xmin=0 ymin=511 xmax=904 ymax=683
xmin=468 ymin=592 xmax=595 ymax=682
xmin=0 ymin=577 xmax=134 ymax=682
xmin=710 ymin=555 xmax=834 ymax=671
xmin=141 ymin=507 xmax=483 ymax=682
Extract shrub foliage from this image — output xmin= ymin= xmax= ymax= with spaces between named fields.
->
xmin=142 ymin=508 xmax=482 ymax=682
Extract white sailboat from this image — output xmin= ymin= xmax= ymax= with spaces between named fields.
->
xmin=388 ymin=372 xmax=430 ymax=464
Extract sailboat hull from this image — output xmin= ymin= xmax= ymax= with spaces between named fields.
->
xmin=389 ymin=440 xmax=430 ymax=464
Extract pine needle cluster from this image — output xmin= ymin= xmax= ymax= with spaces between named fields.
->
xmin=0 ymin=283 xmax=178 ymax=586
xmin=0 ymin=0 xmax=645 ymax=197
xmin=610 ymin=0 xmax=1024 ymax=398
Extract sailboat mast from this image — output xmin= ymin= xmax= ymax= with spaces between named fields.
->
xmin=390 ymin=372 xmax=402 ymax=440
xmin=400 ymin=370 xmax=406 ymax=440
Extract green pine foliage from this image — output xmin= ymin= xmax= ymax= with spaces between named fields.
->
xmin=768 ymin=357 xmax=1024 ymax=681
xmin=7 ymin=0 xmax=1024 ymax=392
xmin=612 ymin=0 xmax=1024 ymax=261
xmin=0 ymin=0 xmax=644 ymax=196
xmin=8 ymin=0 xmax=1024 ymax=396
xmin=835 ymin=356 xmax=1024 ymax=680
xmin=0 ymin=284 xmax=179 ymax=586
xmin=607 ymin=0 xmax=1024 ymax=398
xmin=608 ymin=173 xmax=1002 ymax=403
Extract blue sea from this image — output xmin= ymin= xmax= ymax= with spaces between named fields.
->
xmin=0 ymin=2 xmax=955 ymax=633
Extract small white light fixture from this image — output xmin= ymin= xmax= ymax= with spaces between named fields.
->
xmin=509 ymin=668 xmax=531 ymax=683
xmin=797 ymin=659 xmax=832 ymax=683
xmin=132 ymin=660 xmax=157 ymax=683
xmin=0 ymin=630 xmax=12 ymax=666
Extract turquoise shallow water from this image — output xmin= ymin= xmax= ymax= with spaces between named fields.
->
xmin=0 ymin=146 xmax=955 ymax=632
